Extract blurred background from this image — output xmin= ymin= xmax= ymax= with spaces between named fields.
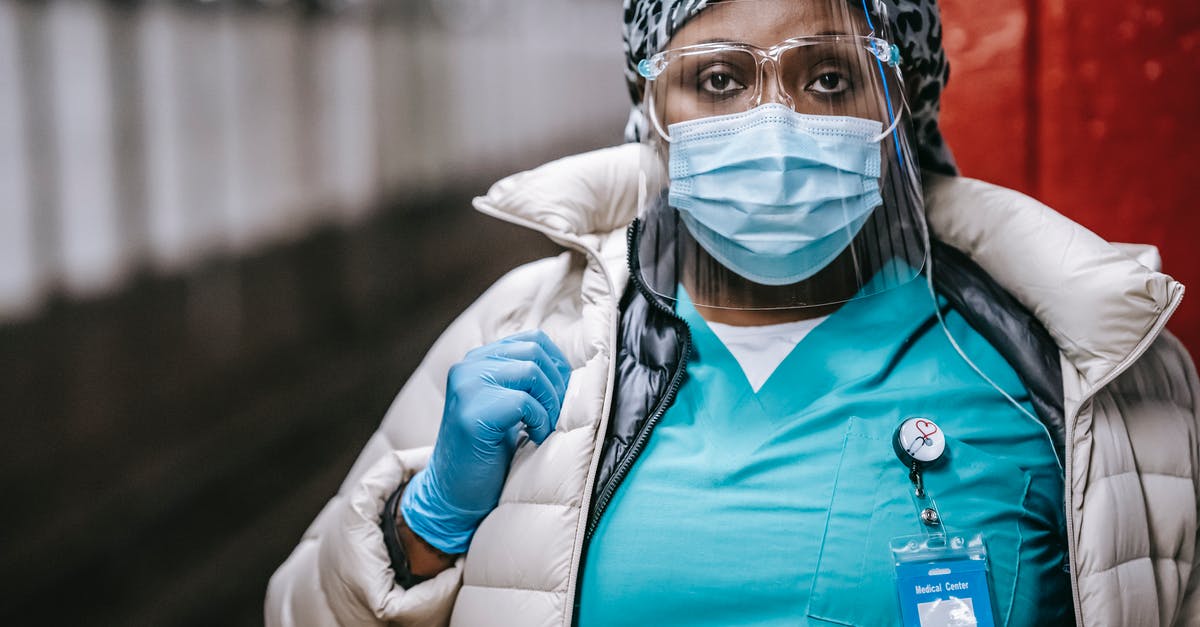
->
xmin=0 ymin=0 xmax=1196 ymax=624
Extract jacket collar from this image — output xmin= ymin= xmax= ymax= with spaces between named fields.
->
xmin=474 ymin=145 xmax=1185 ymax=389
xmin=472 ymin=145 xmax=644 ymax=242
xmin=923 ymin=173 xmax=1184 ymax=388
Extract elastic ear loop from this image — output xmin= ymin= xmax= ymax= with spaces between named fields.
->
xmin=871 ymin=105 xmax=903 ymax=143
xmin=646 ymin=89 xmax=673 ymax=143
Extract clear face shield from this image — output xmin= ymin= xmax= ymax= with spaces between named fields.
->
xmin=633 ymin=0 xmax=927 ymax=312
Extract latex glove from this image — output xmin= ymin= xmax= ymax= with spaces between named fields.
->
xmin=401 ymin=330 xmax=572 ymax=554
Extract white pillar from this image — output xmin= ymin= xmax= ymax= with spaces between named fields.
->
xmin=140 ymin=3 xmax=235 ymax=272
xmin=314 ymin=14 xmax=378 ymax=224
xmin=0 ymin=0 xmax=43 ymax=321
xmin=223 ymin=7 xmax=308 ymax=251
xmin=46 ymin=0 xmax=127 ymax=298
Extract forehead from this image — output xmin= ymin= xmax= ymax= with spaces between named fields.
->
xmin=668 ymin=0 xmax=871 ymax=48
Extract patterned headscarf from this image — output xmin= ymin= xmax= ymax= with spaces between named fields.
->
xmin=622 ymin=0 xmax=958 ymax=175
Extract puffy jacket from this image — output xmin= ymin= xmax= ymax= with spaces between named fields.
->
xmin=265 ymin=145 xmax=1198 ymax=627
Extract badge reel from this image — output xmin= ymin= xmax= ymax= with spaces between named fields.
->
xmin=890 ymin=418 xmax=998 ymax=627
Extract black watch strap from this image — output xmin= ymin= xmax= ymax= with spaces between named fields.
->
xmin=381 ymin=484 xmax=432 ymax=590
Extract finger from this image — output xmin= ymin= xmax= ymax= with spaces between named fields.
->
xmin=481 ymin=358 xmax=563 ymax=427
xmin=501 ymin=388 xmax=553 ymax=445
xmin=465 ymin=337 xmax=567 ymax=398
xmin=496 ymin=340 xmax=567 ymax=399
xmin=522 ymin=330 xmax=573 ymax=382
xmin=472 ymin=330 xmax=571 ymax=380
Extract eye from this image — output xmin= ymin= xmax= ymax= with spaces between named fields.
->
xmin=699 ymin=69 xmax=746 ymax=95
xmin=807 ymin=71 xmax=850 ymax=95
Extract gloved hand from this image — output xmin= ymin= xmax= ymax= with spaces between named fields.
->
xmin=401 ymin=330 xmax=572 ymax=554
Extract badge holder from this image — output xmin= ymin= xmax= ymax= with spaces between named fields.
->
xmin=890 ymin=418 xmax=998 ymax=627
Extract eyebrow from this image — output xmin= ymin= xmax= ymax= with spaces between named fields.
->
xmin=686 ymin=31 xmax=853 ymax=47
xmin=686 ymin=37 xmax=740 ymax=46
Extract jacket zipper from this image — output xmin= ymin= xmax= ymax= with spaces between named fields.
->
xmin=585 ymin=222 xmax=693 ymax=542
xmin=1062 ymin=281 xmax=1185 ymax=627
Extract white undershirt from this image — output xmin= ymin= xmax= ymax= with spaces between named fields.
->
xmin=706 ymin=316 xmax=830 ymax=392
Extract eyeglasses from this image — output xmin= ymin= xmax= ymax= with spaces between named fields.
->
xmin=638 ymin=35 xmax=903 ymax=139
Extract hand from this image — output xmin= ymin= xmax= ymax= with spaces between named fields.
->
xmin=401 ymin=330 xmax=572 ymax=554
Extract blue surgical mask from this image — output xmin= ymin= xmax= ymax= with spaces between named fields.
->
xmin=668 ymin=103 xmax=886 ymax=286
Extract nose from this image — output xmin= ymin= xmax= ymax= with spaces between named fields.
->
xmin=755 ymin=58 xmax=794 ymax=109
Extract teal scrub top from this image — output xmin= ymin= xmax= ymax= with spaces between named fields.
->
xmin=577 ymin=275 xmax=1070 ymax=626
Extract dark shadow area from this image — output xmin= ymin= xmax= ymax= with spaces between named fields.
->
xmin=0 ymin=177 xmax=563 ymax=625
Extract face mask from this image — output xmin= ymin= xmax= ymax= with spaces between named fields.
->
xmin=668 ymin=103 xmax=887 ymax=286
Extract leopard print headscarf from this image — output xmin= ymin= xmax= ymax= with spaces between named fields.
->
xmin=622 ymin=0 xmax=957 ymax=176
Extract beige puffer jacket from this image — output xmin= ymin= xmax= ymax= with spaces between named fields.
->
xmin=265 ymin=145 xmax=1198 ymax=627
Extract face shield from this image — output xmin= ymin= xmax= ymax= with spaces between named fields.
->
xmin=632 ymin=0 xmax=927 ymax=312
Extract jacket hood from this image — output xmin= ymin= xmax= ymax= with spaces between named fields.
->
xmin=474 ymin=145 xmax=1185 ymax=388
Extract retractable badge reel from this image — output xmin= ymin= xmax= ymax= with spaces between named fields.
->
xmin=890 ymin=418 xmax=998 ymax=627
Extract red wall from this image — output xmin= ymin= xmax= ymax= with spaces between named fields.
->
xmin=939 ymin=0 xmax=1200 ymax=357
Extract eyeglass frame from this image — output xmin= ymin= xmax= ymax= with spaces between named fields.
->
xmin=637 ymin=34 xmax=901 ymax=82
xmin=637 ymin=34 xmax=903 ymax=141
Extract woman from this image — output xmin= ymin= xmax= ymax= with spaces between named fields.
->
xmin=266 ymin=1 xmax=1199 ymax=625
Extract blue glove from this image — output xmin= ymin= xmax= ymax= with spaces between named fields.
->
xmin=401 ymin=330 xmax=572 ymax=554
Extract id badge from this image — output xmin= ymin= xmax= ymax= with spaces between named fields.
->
xmin=892 ymin=532 xmax=997 ymax=627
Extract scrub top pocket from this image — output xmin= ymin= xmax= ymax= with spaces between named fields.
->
xmin=806 ymin=417 xmax=1031 ymax=626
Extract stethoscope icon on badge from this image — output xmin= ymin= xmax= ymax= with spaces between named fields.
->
xmin=892 ymin=417 xmax=948 ymax=529
xmin=894 ymin=417 xmax=946 ymax=467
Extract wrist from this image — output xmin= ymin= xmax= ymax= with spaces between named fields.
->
xmin=400 ymin=469 xmax=486 ymax=554
xmin=382 ymin=483 xmax=456 ymax=588
xmin=396 ymin=508 xmax=458 ymax=577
